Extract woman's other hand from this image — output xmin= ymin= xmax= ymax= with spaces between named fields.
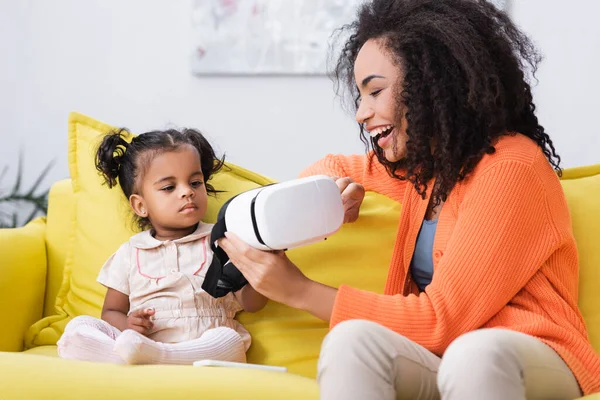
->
xmin=334 ymin=177 xmax=365 ymax=223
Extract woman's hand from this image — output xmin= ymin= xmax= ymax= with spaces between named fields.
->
xmin=219 ymin=233 xmax=307 ymax=307
xmin=334 ymin=177 xmax=365 ymax=223
xmin=218 ymin=233 xmax=338 ymax=321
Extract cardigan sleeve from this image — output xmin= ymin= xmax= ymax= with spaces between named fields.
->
xmin=300 ymin=153 xmax=407 ymax=203
xmin=299 ymin=153 xmax=367 ymax=183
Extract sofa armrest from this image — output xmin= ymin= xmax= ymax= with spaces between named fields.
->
xmin=0 ymin=218 xmax=47 ymax=351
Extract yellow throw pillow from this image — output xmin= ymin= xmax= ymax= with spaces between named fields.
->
xmin=560 ymin=164 xmax=600 ymax=353
xmin=26 ymin=112 xmax=273 ymax=347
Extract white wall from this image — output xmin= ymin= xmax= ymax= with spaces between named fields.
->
xmin=0 ymin=0 xmax=359 ymax=190
xmin=510 ymin=0 xmax=600 ymax=170
xmin=1 ymin=0 xmax=599 ymax=194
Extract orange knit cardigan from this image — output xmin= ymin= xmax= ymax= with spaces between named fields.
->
xmin=300 ymin=134 xmax=600 ymax=394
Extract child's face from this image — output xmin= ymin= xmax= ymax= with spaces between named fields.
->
xmin=131 ymin=145 xmax=208 ymax=237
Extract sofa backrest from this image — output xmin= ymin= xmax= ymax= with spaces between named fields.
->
xmin=560 ymin=164 xmax=600 ymax=353
xmin=39 ymin=163 xmax=600 ymax=372
xmin=31 ymin=112 xmax=599 ymax=379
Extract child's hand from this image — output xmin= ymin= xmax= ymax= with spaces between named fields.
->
xmin=126 ymin=307 xmax=155 ymax=336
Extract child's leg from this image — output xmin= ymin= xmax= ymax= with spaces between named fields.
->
xmin=114 ymin=326 xmax=246 ymax=365
xmin=57 ymin=315 xmax=125 ymax=364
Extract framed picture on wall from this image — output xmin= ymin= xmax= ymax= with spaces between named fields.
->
xmin=191 ymin=0 xmax=365 ymax=76
xmin=191 ymin=0 xmax=511 ymax=76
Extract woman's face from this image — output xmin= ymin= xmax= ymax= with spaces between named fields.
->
xmin=354 ymin=38 xmax=409 ymax=162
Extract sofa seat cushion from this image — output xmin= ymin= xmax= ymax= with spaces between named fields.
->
xmin=1 ymin=351 xmax=318 ymax=400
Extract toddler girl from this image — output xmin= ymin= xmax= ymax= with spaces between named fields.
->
xmin=57 ymin=127 xmax=267 ymax=365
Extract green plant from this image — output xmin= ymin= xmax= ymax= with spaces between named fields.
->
xmin=0 ymin=155 xmax=54 ymax=228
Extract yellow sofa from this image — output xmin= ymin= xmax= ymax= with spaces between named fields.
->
xmin=1 ymin=113 xmax=599 ymax=399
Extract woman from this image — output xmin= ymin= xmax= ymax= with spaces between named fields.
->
xmin=218 ymin=0 xmax=600 ymax=399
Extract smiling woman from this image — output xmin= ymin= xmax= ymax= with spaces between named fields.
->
xmin=217 ymin=0 xmax=600 ymax=398
xmin=353 ymin=41 xmax=410 ymax=164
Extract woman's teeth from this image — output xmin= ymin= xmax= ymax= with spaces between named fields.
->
xmin=369 ymin=125 xmax=395 ymax=138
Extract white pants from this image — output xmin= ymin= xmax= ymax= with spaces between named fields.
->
xmin=318 ymin=320 xmax=582 ymax=400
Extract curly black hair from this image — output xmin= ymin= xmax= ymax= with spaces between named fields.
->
xmin=96 ymin=127 xmax=225 ymax=231
xmin=333 ymin=0 xmax=560 ymax=205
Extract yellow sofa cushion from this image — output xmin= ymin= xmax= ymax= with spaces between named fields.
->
xmin=0 ymin=218 xmax=47 ymax=351
xmin=560 ymin=164 xmax=600 ymax=353
xmin=0 ymin=351 xmax=318 ymax=400
xmin=25 ymin=112 xmax=401 ymax=379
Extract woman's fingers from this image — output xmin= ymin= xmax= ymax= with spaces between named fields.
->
xmin=333 ymin=177 xmax=365 ymax=223
xmin=335 ymin=177 xmax=353 ymax=193
xmin=222 ymin=232 xmax=272 ymax=263
xmin=218 ymin=235 xmax=258 ymax=282
xmin=343 ymin=184 xmax=365 ymax=223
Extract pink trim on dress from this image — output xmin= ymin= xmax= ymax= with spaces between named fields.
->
xmin=136 ymin=248 xmax=166 ymax=280
xmin=192 ymin=237 xmax=208 ymax=275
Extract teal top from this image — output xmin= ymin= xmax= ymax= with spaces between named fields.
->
xmin=410 ymin=219 xmax=438 ymax=291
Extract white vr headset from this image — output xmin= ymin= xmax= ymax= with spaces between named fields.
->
xmin=202 ymin=175 xmax=344 ymax=298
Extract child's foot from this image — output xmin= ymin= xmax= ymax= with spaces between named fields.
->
xmin=58 ymin=329 xmax=125 ymax=364
xmin=114 ymin=329 xmax=163 ymax=365
xmin=114 ymin=327 xmax=247 ymax=365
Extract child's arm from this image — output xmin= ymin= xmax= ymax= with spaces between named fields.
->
xmin=234 ymin=285 xmax=268 ymax=313
xmin=101 ymin=288 xmax=154 ymax=335
xmin=101 ymin=288 xmax=130 ymax=330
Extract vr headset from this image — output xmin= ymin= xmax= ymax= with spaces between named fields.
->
xmin=202 ymin=175 xmax=344 ymax=298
